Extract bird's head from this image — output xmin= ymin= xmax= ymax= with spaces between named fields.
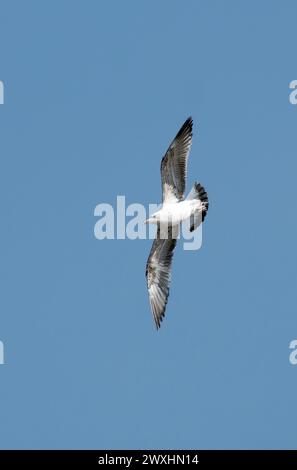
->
xmin=145 ymin=214 xmax=158 ymax=224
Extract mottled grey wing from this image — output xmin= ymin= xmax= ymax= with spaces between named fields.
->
xmin=161 ymin=117 xmax=193 ymax=203
xmin=145 ymin=226 xmax=178 ymax=329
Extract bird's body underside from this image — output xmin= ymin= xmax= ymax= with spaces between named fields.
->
xmin=148 ymin=198 xmax=203 ymax=227
xmin=145 ymin=117 xmax=209 ymax=329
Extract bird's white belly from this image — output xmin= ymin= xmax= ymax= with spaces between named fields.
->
xmin=158 ymin=200 xmax=201 ymax=226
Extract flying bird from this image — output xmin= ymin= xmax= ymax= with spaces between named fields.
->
xmin=145 ymin=117 xmax=209 ymax=329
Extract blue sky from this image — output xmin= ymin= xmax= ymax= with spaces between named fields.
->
xmin=0 ymin=0 xmax=296 ymax=449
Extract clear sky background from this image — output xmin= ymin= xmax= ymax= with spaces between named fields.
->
xmin=0 ymin=0 xmax=296 ymax=450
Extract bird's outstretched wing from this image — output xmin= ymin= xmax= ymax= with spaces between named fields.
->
xmin=145 ymin=225 xmax=178 ymax=329
xmin=161 ymin=117 xmax=193 ymax=203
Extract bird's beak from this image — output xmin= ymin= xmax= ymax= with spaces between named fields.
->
xmin=145 ymin=217 xmax=154 ymax=224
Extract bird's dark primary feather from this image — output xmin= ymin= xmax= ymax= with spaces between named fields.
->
xmin=161 ymin=117 xmax=193 ymax=203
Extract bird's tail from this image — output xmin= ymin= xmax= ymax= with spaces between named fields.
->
xmin=186 ymin=182 xmax=209 ymax=222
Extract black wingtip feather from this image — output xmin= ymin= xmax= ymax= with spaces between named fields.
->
xmin=176 ymin=116 xmax=193 ymax=139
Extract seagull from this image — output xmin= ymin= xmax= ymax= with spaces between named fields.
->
xmin=145 ymin=117 xmax=209 ymax=329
